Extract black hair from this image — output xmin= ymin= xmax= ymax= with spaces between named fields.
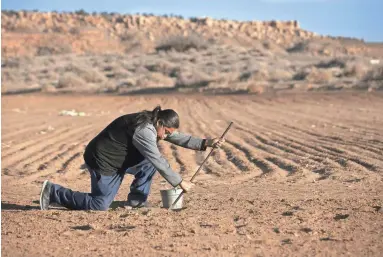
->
xmin=135 ymin=105 xmax=179 ymax=129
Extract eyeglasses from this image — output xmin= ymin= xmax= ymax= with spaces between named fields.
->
xmin=164 ymin=129 xmax=172 ymax=136
xmin=164 ymin=128 xmax=177 ymax=137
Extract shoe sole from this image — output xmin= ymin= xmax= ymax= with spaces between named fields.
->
xmin=39 ymin=180 xmax=49 ymax=210
xmin=127 ymin=202 xmax=149 ymax=209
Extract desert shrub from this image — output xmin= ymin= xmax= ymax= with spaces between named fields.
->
xmin=65 ymin=64 xmax=105 ymax=83
xmin=343 ymin=63 xmax=368 ymax=78
xmin=136 ymin=72 xmax=175 ymax=88
xmin=1 ymin=70 xmax=17 ymax=83
xmin=57 ymin=73 xmax=86 ymax=88
xmin=262 ymin=40 xmax=286 ymax=55
xmin=41 ymin=84 xmax=57 ymax=93
xmin=175 ymin=69 xmax=212 ymax=88
xmin=239 ymin=69 xmax=269 ymax=82
xmin=103 ymin=65 xmax=114 ymax=72
xmin=306 ymin=69 xmax=333 ymax=83
xmin=34 ymin=35 xmax=73 ymax=56
xmin=268 ymin=69 xmax=293 ymax=82
xmin=75 ymin=9 xmax=88 ymax=16
xmin=98 ymin=81 xmax=118 ymax=93
xmin=293 ymin=68 xmax=333 ymax=83
xmin=117 ymin=78 xmax=137 ymax=88
xmin=24 ymin=73 xmax=37 ymax=82
xmin=69 ymin=27 xmax=81 ymax=35
xmin=11 ymin=25 xmax=41 ymax=33
xmin=1 ymin=58 xmax=19 ymax=68
xmin=247 ymin=84 xmax=265 ymax=94
xmin=101 ymin=64 xmax=130 ymax=79
xmin=133 ymin=66 xmax=150 ymax=74
xmin=287 ymin=39 xmax=345 ymax=56
xmin=362 ymin=65 xmax=383 ymax=82
xmin=315 ymin=58 xmax=346 ymax=69
xmin=36 ymin=44 xmax=72 ymax=56
xmin=120 ymin=31 xmax=144 ymax=54
xmin=239 ymin=72 xmax=252 ymax=81
xmin=36 ymin=47 xmax=54 ymax=56
xmin=156 ymin=33 xmax=208 ymax=52
xmin=293 ymin=69 xmax=308 ymax=80
xmin=287 ymin=41 xmax=321 ymax=53
xmin=115 ymin=16 xmax=124 ymax=23
xmin=120 ymin=32 xmax=136 ymax=42
xmin=358 ymin=65 xmax=383 ymax=90
xmin=124 ymin=41 xmax=145 ymax=54
xmin=144 ymin=60 xmax=176 ymax=75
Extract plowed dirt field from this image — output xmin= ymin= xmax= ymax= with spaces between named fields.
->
xmin=1 ymin=93 xmax=382 ymax=256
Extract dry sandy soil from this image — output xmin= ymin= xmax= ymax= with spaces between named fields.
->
xmin=1 ymin=93 xmax=382 ymax=256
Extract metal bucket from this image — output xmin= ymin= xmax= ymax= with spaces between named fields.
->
xmin=160 ymin=188 xmax=183 ymax=209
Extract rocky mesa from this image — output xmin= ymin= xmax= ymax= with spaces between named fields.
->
xmin=1 ymin=11 xmax=382 ymax=95
xmin=1 ymin=10 xmax=369 ymax=57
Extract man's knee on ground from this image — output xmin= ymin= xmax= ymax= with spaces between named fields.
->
xmin=89 ymin=197 xmax=111 ymax=211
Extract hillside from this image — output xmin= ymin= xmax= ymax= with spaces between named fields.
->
xmin=1 ymin=11 xmax=382 ymax=94
xmin=2 ymin=10 xmax=318 ymax=57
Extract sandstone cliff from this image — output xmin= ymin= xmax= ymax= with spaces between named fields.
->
xmin=2 ymin=11 xmax=325 ymax=57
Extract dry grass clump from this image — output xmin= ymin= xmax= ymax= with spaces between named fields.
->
xmin=239 ymin=69 xmax=269 ymax=82
xmin=156 ymin=33 xmax=208 ymax=52
xmin=247 ymin=83 xmax=266 ymax=94
xmin=262 ymin=40 xmax=287 ymax=55
xmin=144 ymin=60 xmax=177 ymax=75
xmin=287 ymin=40 xmax=323 ymax=53
xmin=362 ymin=65 xmax=383 ymax=82
xmin=343 ymin=63 xmax=369 ymax=79
xmin=2 ymin=70 xmax=17 ymax=83
xmin=268 ymin=69 xmax=293 ymax=82
xmin=36 ymin=40 xmax=72 ymax=56
xmin=57 ymin=73 xmax=86 ymax=88
xmin=65 ymin=64 xmax=105 ymax=83
xmin=287 ymin=39 xmax=346 ymax=56
xmin=315 ymin=58 xmax=346 ymax=69
xmin=1 ymin=58 xmax=20 ymax=68
xmin=175 ymin=69 xmax=212 ymax=89
xmin=103 ymin=65 xmax=130 ymax=79
xmin=293 ymin=67 xmax=333 ymax=83
xmin=41 ymin=84 xmax=57 ymax=93
xmin=357 ymin=65 xmax=383 ymax=90
xmin=136 ymin=72 xmax=175 ymax=88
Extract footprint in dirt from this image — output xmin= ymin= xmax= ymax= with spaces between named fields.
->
xmin=334 ymin=214 xmax=349 ymax=221
xmin=109 ymin=224 xmax=135 ymax=232
xmin=300 ymin=228 xmax=313 ymax=233
xmin=71 ymin=225 xmax=94 ymax=231
xmin=281 ymin=239 xmax=292 ymax=245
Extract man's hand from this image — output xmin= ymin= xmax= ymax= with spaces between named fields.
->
xmin=179 ymin=180 xmax=194 ymax=193
xmin=207 ymin=137 xmax=226 ymax=148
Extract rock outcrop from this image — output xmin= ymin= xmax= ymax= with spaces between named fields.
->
xmin=1 ymin=11 xmax=321 ymax=57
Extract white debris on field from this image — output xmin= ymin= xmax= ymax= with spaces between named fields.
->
xmin=59 ymin=110 xmax=87 ymax=117
xmin=39 ymin=126 xmax=55 ymax=134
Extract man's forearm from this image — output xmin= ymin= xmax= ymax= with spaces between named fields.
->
xmin=165 ymin=132 xmax=207 ymax=151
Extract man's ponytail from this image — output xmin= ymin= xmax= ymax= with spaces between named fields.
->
xmin=134 ymin=105 xmax=179 ymax=129
xmin=152 ymin=105 xmax=162 ymax=125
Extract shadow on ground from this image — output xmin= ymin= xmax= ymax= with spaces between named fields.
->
xmin=1 ymin=201 xmax=40 ymax=211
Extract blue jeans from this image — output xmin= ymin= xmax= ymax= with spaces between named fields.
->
xmin=49 ymin=160 xmax=156 ymax=210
